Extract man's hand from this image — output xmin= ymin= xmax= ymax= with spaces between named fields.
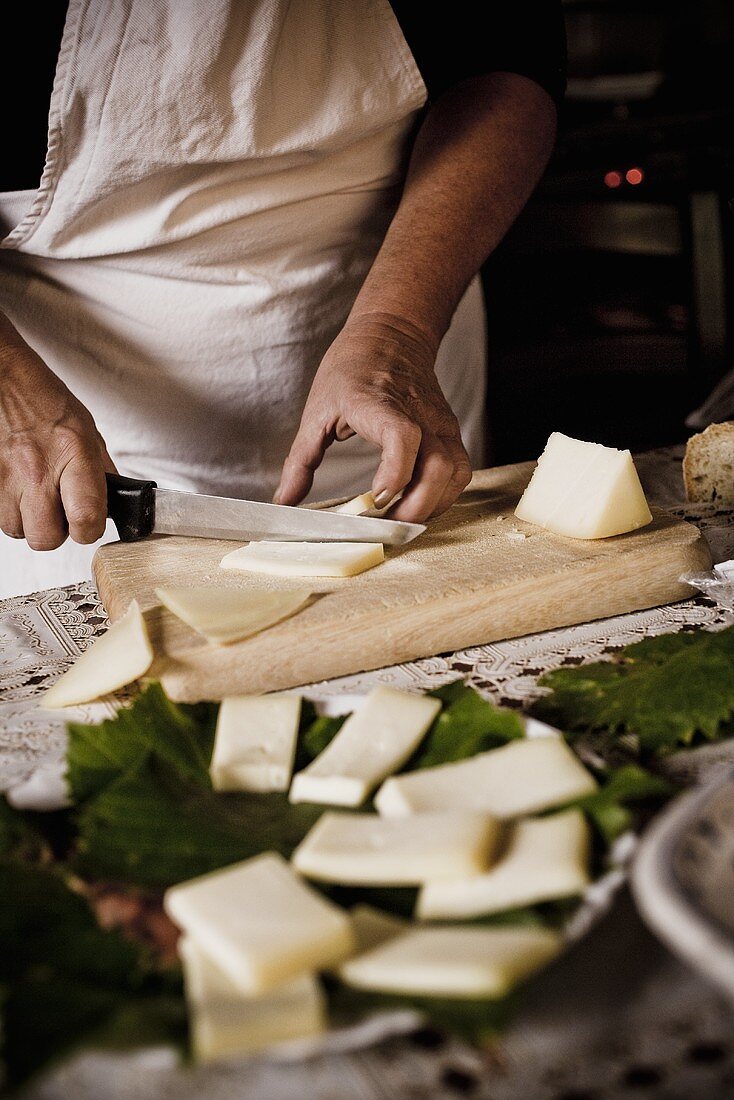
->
xmin=275 ymin=315 xmax=472 ymax=523
xmin=0 ymin=322 xmax=115 ymax=550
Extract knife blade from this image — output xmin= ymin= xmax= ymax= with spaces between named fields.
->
xmin=105 ymin=473 xmax=424 ymax=546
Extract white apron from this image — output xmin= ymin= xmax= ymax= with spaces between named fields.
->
xmin=0 ymin=0 xmax=486 ymax=597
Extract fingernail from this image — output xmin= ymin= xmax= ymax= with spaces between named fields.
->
xmin=373 ymin=489 xmax=393 ymax=507
xmin=273 ymin=489 xmax=282 ymax=504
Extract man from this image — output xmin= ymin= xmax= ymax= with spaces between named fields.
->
xmin=0 ymin=2 xmax=564 ymax=595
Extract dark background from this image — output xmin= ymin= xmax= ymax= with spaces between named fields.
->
xmin=483 ymin=0 xmax=734 ymax=465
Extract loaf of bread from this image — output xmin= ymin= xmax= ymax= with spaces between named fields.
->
xmin=683 ymin=422 xmax=734 ymax=505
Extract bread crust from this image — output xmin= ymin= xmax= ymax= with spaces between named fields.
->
xmin=684 ymin=422 xmax=734 ymax=504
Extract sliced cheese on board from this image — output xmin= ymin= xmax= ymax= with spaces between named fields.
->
xmin=292 ymin=810 xmax=499 ymax=885
xmin=350 ymin=906 xmax=407 ymax=953
xmin=339 ymin=925 xmax=562 ymax=999
xmin=289 ymin=687 xmax=441 ymax=807
xmin=155 ymin=586 xmax=311 ymax=645
xmin=333 ymin=492 xmax=376 ymax=515
xmin=179 ymin=936 xmax=325 ymax=1062
xmin=164 ymin=852 xmax=354 ymax=996
xmin=514 ymin=432 xmax=652 ymax=539
xmin=221 ymin=541 xmax=384 ymax=578
xmin=41 ymin=599 xmax=153 ymax=709
xmin=210 ymin=694 xmax=302 ymax=792
xmin=417 ymin=809 xmax=591 ymax=920
xmin=374 ymin=736 xmax=597 ymax=820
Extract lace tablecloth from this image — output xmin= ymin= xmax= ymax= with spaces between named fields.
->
xmin=6 ymin=446 xmax=734 ymax=1100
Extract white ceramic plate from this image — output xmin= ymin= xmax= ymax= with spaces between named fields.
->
xmin=631 ymin=765 xmax=734 ymax=1003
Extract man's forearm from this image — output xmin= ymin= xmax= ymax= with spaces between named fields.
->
xmin=348 ymin=72 xmax=557 ymax=352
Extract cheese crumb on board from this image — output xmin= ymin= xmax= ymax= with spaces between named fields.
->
xmin=374 ymin=736 xmax=597 ymax=820
xmin=155 ymin=586 xmax=312 ymax=645
xmin=333 ymin=492 xmax=377 ymax=515
xmin=41 ymin=599 xmax=153 ymax=709
xmin=292 ymin=810 xmax=500 ymax=886
xmin=210 ymin=694 xmax=302 ymax=793
xmin=417 ymin=809 xmax=591 ymax=920
xmin=514 ymin=432 xmax=652 ymax=539
xmin=179 ymin=936 xmax=325 ymax=1062
xmin=339 ymin=925 xmax=562 ymax=999
xmin=164 ymin=853 xmax=354 ymax=996
xmin=220 ymin=541 xmax=384 ymax=578
xmin=289 ymin=687 xmax=441 ymax=807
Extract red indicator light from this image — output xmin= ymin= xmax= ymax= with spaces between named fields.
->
xmin=626 ymin=167 xmax=644 ymax=185
xmin=604 ymin=170 xmax=622 ymax=188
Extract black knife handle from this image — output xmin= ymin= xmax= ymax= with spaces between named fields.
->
xmin=106 ymin=473 xmax=157 ymax=541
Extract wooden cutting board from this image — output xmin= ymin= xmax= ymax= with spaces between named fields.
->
xmin=93 ymin=463 xmax=711 ymax=702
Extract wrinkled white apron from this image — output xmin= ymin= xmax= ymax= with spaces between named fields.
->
xmin=0 ymin=0 xmax=486 ymax=597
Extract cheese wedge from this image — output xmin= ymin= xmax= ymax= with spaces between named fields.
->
xmin=292 ymin=810 xmax=499 ymax=886
xmin=210 ymin=694 xmax=302 ymax=792
xmin=417 ymin=809 xmax=591 ymax=920
xmin=514 ymin=432 xmax=652 ymax=539
xmin=179 ymin=936 xmax=325 ymax=1062
xmin=333 ymin=492 xmax=376 ymax=515
xmin=164 ymin=853 xmax=354 ymax=995
xmin=155 ymin=586 xmax=311 ymax=645
xmin=339 ymin=925 xmax=562 ymax=999
xmin=41 ymin=599 xmax=153 ymax=709
xmin=221 ymin=541 xmax=384 ymax=578
xmin=350 ymin=906 xmax=407 ymax=953
xmin=374 ymin=737 xmax=597 ymax=820
xmin=289 ymin=687 xmax=440 ymax=807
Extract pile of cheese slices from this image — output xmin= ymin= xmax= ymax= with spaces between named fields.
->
xmin=162 ymin=686 xmax=598 ymax=1062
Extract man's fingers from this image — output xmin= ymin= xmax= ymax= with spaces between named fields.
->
xmin=427 ymin=439 xmax=473 ymax=518
xmin=0 ymin=498 xmax=25 ymax=540
xmin=389 ymin=440 xmax=456 ymax=523
xmin=370 ymin=418 xmax=422 ymax=506
xmin=275 ymin=424 xmax=330 ymax=505
xmin=59 ymin=453 xmax=108 ymax=545
xmin=19 ymin=483 xmax=68 ymax=551
xmin=98 ymin=438 xmax=119 ymax=475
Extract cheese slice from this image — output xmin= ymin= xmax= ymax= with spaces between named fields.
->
xmin=179 ymin=936 xmax=325 ymax=1062
xmin=221 ymin=541 xmax=384 ymax=578
xmin=41 ymin=599 xmax=153 ymax=709
xmin=417 ymin=809 xmax=591 ymax=920
xmin=333 ymin=492 xmax=376 ymax=515
xmin=289 ymin=687 xmax=440 ymax=807
xmin=210 ymin=694 xmax=302 ymax=792
xmin=339 ymin=925 xmax=562 ymax=999
xmin=514 ymin=432 xmax=652 ymax=539
xmin=374 ymin=736 xmax=597 ymax=820
xmin=164 ymin=852 xmax=354 ymax=995
xmin=155 ymin=586 xmax=311 ymax=645
xmin=350 ymin=906 xmax=407 ymax=953
xmin=292 ymin=810 xmax=499 ymax=885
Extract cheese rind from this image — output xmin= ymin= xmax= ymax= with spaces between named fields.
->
xmin=179 ymin=937 xmax=325 ymax=1062
xmin=292 ymin=810 xmax=500 ymax=885
xmin=155 ymin=586 xmax=311 ymax=645
xmin=514 ymin=432 xmax=652 ymax=539
xmin=220 ymin=541 xmax=384 ymax=578
xmin=164 ymin=853 xmax=354 ymax=995
xmin=41 ymin=599 xmax=153 ymax=709
xmin=417 ymin=809 xmax=591 ymax=920
xmin=210 ymin=694 xmax=302 ymax=793
xmin=339 ymin=926 xmax=562 ymax=999
xmin=374 ymin=737 xmax=597 ymax=820
xmin=289 ymin=687 xmax=441 ymax=807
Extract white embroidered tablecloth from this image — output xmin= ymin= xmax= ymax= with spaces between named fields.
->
xmin=7 ymin=446 xmax=734 ymax=1100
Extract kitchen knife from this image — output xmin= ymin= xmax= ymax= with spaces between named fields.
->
xmin=105 ymin=473 xmax=424 ymax=545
